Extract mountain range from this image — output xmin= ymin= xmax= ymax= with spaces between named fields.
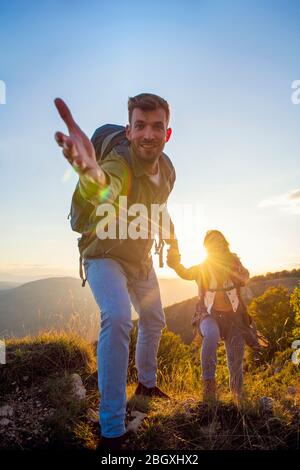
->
xmin=0 ymin=276 xmax=195 ymax=340
xmin=0 ymin=274 xmax=299 ymax=343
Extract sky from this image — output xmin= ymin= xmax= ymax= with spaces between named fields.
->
xmin=0 ymin=0 xmax=299 ymax=283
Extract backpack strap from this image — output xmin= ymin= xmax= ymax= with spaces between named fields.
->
xmin=156 ymin=155 xmax=176 ymax=266
xmin=79 ymin=255 xmax=87 ymax=287
xmin=100 ymin=129 xmax=126 ymax=160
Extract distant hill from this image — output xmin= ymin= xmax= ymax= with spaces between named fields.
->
xmin=0 ymin=274 xmax=299 ymax=343
xmin=0 ymin=276 xmax=196 ymax=341
xmin=248 ymin=276 xmax=300 ymax=297
xmin=0 ymin=277 xmax=99 ymax=340
xmin=0 ymin=281 xmax=21 ymax=292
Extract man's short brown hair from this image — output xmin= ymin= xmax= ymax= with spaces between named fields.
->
xmin=128 ymin=93 xmax=170 ymax=125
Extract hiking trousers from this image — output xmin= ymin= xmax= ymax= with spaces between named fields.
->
xmin=83 ymin=257 xmax=166 ymax=438
xmin=200 ymin=314 xmax=245 ymax=396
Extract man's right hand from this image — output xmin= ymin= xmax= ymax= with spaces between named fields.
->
xmin=54 ymin=98 xmax=105 ymax=185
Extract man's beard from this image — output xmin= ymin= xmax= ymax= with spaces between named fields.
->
xmin=138 ymin=151 xmax=160 ymax=164
xmin=133 ymin=142 xmax=163 ymax=164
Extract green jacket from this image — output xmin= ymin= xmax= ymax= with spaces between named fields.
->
xmin=78 ymin=146 xmax=176 ymax=280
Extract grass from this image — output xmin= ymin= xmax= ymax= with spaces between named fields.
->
xmin=0 ymin=331 xmax=98 ymax=450
xmin=0 ymin=328 xmax=299 ymax=450
xmin=1 ymin=331 xmax=96 ymax=395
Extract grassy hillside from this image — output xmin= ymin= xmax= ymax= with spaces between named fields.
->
xmin=1 ymin=271 xmax=299 ymax=451
xmin=0 ymin=277 xmax=100 ymax=341
xmin=0 ymin=327 xmax=299 ymax=451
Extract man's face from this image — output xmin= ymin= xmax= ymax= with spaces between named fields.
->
xmin=125 ymin=107 xmax=171 ymax=164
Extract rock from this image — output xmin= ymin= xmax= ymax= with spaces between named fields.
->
xmin=23 ymin=376 xmax=29 ymax=382
xmin=274 ymin=367 xmax=282 ymax=374
xmin=126 ymin=411 xmax=147 ymax=433
xmin=87 ymin=408 xmax=98 ymax=423
xmin=0 ymin=418 xmax=11 ymax=426
xmin=286 ymin=386 xmax=297 ymax=396
xmin=70 ymin=373 xmax=86 ymax=400
xmin=259 ymin=396 xmax=274 ymax=414
xmin=0 ymin=405 xmax=13 ymax=417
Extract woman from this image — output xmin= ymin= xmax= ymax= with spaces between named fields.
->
xmin=167 ymin=230 xmax=250 ymax=404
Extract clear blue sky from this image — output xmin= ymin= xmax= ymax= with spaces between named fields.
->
xmin=0 ymin=0 xmax=299 ymax=282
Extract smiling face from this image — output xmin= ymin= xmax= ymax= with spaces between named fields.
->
xmin=125 ymin=107 xmax=171 ymax=165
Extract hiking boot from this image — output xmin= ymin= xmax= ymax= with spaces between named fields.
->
xmin=202 ymin=378 xmax=216 ymax=403
xmin=134 ymin=382 xmax=170 ymax=399
xmin=97 ymin=431 xmax=130 ymax=451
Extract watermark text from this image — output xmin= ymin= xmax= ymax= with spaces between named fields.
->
xmin=291 ymin=80 xmax=300 ymax=105
xmin=0 ymin=80 xmax=6 ymax=104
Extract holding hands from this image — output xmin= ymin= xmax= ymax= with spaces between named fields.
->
xmin=167 ymin=245 xmax=181 ymax=269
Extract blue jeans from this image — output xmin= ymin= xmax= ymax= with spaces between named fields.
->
xmin=83 ymin=257 xmax=166 ymax=438
xmin=200 ymin=315 xmax=245 ymax=395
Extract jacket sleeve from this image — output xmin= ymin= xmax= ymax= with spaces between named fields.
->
xmin=172 ymin=263 xmax=200 ymax=281
xmin=78 ymin=154 xmax=129 ymax=206
xmin=231 ymin=255 xmax=250 ymax=286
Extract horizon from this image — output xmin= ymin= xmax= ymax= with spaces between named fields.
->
xmin=1 ymin=264 xmax=300 ymax=286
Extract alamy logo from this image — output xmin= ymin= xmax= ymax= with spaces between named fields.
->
xmin=96 ymin=197 xmax=171 ymax=240
xmin=94 ymin=197 xmax=204 ymax=242
xmin=0 ymin=80 xmax=6 ymax=105
xmin=0 ymin=340 xmax=6 ymax=365
xmin=291 ymin=80 xmax=300 ymax=105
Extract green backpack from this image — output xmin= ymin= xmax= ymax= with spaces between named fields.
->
xmin=69 ymin=124 xmax=130 ymax=234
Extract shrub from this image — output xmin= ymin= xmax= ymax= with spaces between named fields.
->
xmin=248 ymin=286 xmax=295 ymax=362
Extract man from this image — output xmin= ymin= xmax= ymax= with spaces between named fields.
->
xmin=54 ymin=93 xmax=177 ymax=448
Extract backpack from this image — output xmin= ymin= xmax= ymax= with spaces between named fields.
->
xmin=68 ymin=124 xmax=130 ymax=234
xmin=68 ymin=124 xmax=175 ymax=285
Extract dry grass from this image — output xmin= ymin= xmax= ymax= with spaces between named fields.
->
xmin=0 ymin=329 xmax=299 ymax=450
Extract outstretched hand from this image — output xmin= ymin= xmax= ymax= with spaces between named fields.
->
xmin=54 ymin=98 xmax=103 ymax=182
